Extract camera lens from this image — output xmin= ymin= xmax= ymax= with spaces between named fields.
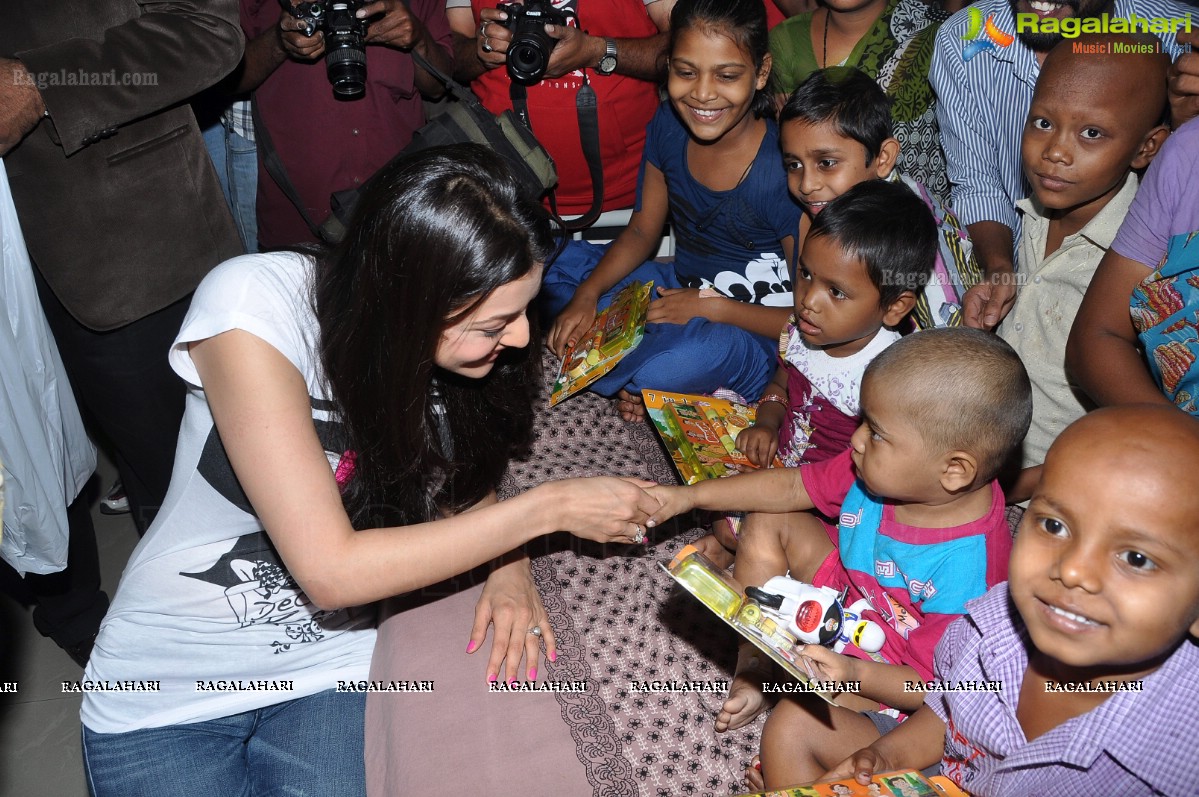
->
xmin=326 ymin=42 xmax=367 ymax=99
xmin=507 ymin=39 xmax=549 ymax=84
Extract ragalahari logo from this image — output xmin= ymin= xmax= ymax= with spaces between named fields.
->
xmin=962 ymin=6 xmax=1015 ymax=61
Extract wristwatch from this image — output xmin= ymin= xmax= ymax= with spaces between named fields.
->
xmin=597 ymin=38 xmax=618 ymax=75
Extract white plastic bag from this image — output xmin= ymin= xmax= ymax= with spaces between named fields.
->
xmin=0 ymin=159 xmax=96 ymax=575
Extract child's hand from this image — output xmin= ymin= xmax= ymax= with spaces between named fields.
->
xmin=823 ymin=746 xmax=896 ymax=787
xmin=647 ymin=286 xmax=706 ymax=325
xmin=797 ymin=643 xmax=863 ymax=685
xmin=691 ymin=532 xmax=735 ymax=570
xmin=961 ymin=273 xmax=1017 ymax=330
xmin=645 ymin=484 xmax=694 ymax=527
xmin=736 ymin=424 xmax=779 ymax=468
xmin=1168 ymin=27 xmax=1199 ymax=126
xmin=547 ymin=294 xmax=598 ymax=357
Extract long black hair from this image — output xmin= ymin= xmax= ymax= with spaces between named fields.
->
xmin=314 ymin=144 xmax=554 ymax=528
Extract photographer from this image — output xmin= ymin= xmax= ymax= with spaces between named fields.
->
xmin=238 ymin=0 xmax=453 ymax=248
xmin=447 ymin=0 xmax=675 ymax=216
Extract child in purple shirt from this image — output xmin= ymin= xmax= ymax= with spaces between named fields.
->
xmin=830 ymin=406 xmax=1199 ymax=796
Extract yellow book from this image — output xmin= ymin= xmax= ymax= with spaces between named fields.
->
xmin=642 ymin=389 xmax=781 ymax=484
xmin=550 ymin=281 xmax=651 ymax=406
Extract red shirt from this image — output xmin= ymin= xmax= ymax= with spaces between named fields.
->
xmin=465 ymin=0 xmax=660 ymax=214
xmin=764 ymin=0 xmax=786 ymax=29
xmin=242 ymin=0 xmax=453 ymax=248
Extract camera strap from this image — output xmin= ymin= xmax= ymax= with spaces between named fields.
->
xmin=509 ymin=79 xmax=603 ymax=232
xmin=251 ymin=97 xmax=346 ymax=243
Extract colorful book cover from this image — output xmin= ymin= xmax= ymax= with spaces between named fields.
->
xmin=550 ymin=281 xmax=652 ymax=406
xmin=642 ymin=390 xmax=781 ymax=484
xmin=734 ymin=769 xmax=968 ymax=797
xmin=661 ymin=545 xmax=837 ymax=705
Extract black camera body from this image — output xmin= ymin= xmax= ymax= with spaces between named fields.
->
xmin=496 ymin=1 xmax=576 ymax=85
xmin=282 ymin=0 xmax=370 ymax=99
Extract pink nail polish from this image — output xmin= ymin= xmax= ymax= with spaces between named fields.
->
xmin=466 ymin=640 xmax=477 ymax=654
xmin=528 ymin=667 xmax=537 ymax=681
xmin=488 ymin=673 xmax=497 ymax=683
xmin=508 ymin=677 xmax=517 ymax=688
xmin=549 ymin=650 xmax=557 ymax=662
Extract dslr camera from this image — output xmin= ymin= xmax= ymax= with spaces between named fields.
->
xmin=496 ymin=1 xmax=577 ymax=85
xmin=281 ymin=0 xmax=370 ymax=99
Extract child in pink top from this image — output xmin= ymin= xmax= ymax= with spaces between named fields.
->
xmin=647 ymin=328 xmax=1031 ymax=787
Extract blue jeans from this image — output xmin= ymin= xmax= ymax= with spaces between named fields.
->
xmin=540 ymin=241 xmax=777 ymax=400
xmin=202 ymin=120 xmax=258 ymax=253
xmin=82 ymin=690 xmax=366 ymax=797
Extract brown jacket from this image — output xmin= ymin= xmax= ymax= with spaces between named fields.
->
xmin=2 ymin=0 xmax=245 ymax=330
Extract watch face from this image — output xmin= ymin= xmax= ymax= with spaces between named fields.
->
xmin=598 ymin=55 xmax=617 ymax=74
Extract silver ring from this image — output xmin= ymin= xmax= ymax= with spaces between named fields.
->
xmin=529 ymin=626 xmax=542 ymax=637
xmin=479 ymin=20 xmax=488 ymax=38
xmin=481 ymin=37 xmax=493 ymax=53
xmin=632 ymin=524 xmax=645 ymax=544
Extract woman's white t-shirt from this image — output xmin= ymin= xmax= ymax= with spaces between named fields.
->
xmin=81 ymin=252 xmax=375 ymax=733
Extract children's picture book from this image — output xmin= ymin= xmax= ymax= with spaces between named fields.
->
xmin=550 ymin=281 xmax=652 ymax=406
xmin=661 ymin=544 xmax=838 ymax=705
xmin=641 ymin=390 xmax=782 ymax=484
xmin=733 ymin=769 xmax=968 ymax=797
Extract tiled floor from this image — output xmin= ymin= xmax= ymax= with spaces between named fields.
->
xmin=0 ymin=453 xmax=138 ymax=797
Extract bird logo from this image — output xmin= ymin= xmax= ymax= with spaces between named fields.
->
xmin=961 ymin=6 xmax=1015 ymax=61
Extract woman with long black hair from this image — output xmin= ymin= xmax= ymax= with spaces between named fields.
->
xmin=80 ymin=145 xmax=657 ymax=796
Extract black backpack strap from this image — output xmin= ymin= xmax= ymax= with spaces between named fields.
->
xmin=251 ymin=96 xmax=338 ymax=243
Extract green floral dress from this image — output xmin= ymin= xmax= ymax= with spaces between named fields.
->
xmin=770 ymin=0 xmax=948 ymax=202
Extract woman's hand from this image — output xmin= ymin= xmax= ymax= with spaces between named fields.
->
xmin=647 ymin=286 xmax=708 ymax=326
xmin=547 ymin=292 xmax=599 ymax=358
xmin=468 ymin=555 xmax=555 ymax=684
xmin=735 ymin=425 xmax=779 ymax=468
xmin=542 ymin=477 xmax=661 ymax=544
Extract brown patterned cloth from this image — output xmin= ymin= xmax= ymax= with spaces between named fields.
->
xmin=497 ymin=354 xmax=765 ymax=796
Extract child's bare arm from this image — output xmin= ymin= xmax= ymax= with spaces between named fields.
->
xmin=1004 ymin=464 xmax=1042 ymax=505
xmin=797 ymin=645 xmax=925 ymax=712
xmin=700 ymin=300 xmax=792 ymax=338
xmin=822 ymin=706 xmax=948 ymax=786
xmin=738 ymin=365 xmax=788 ymax=467
xmin=646 ymin=467 xmax=814 ymax=527
xmin=645 ymin=235 xmax=796 ymax=337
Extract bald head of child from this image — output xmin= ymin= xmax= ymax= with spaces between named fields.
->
xmin=1011 ymin=406 xmax=1199 ymax=682
xmin=856 ymin=328 xmax=1032 ymax=500
xmin=1022 ymin=33 xmax=1170 ymax=225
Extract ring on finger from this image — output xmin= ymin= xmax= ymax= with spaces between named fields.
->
xmin=528 ymin=626 xmax=542 ymax=637
xmin=479 ymin=20 xmax=488 ymax=38
xmin=481 ymin=36 xmax=494 ymax=53
xmin=631 ymin=523 xmax=645 ymax=544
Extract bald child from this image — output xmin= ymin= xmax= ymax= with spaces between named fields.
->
xmin=826 ymin=405 xmax=1199 ymax=795
xmin=998 ymin=33 xmax=1171 ymax=502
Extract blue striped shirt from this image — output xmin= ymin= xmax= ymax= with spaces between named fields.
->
xmin=929 ymin=0 xmax=1191 ymax=254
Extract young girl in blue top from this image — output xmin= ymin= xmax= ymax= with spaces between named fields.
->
xmin=543 ymin=0 xmax=801 ymax=421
